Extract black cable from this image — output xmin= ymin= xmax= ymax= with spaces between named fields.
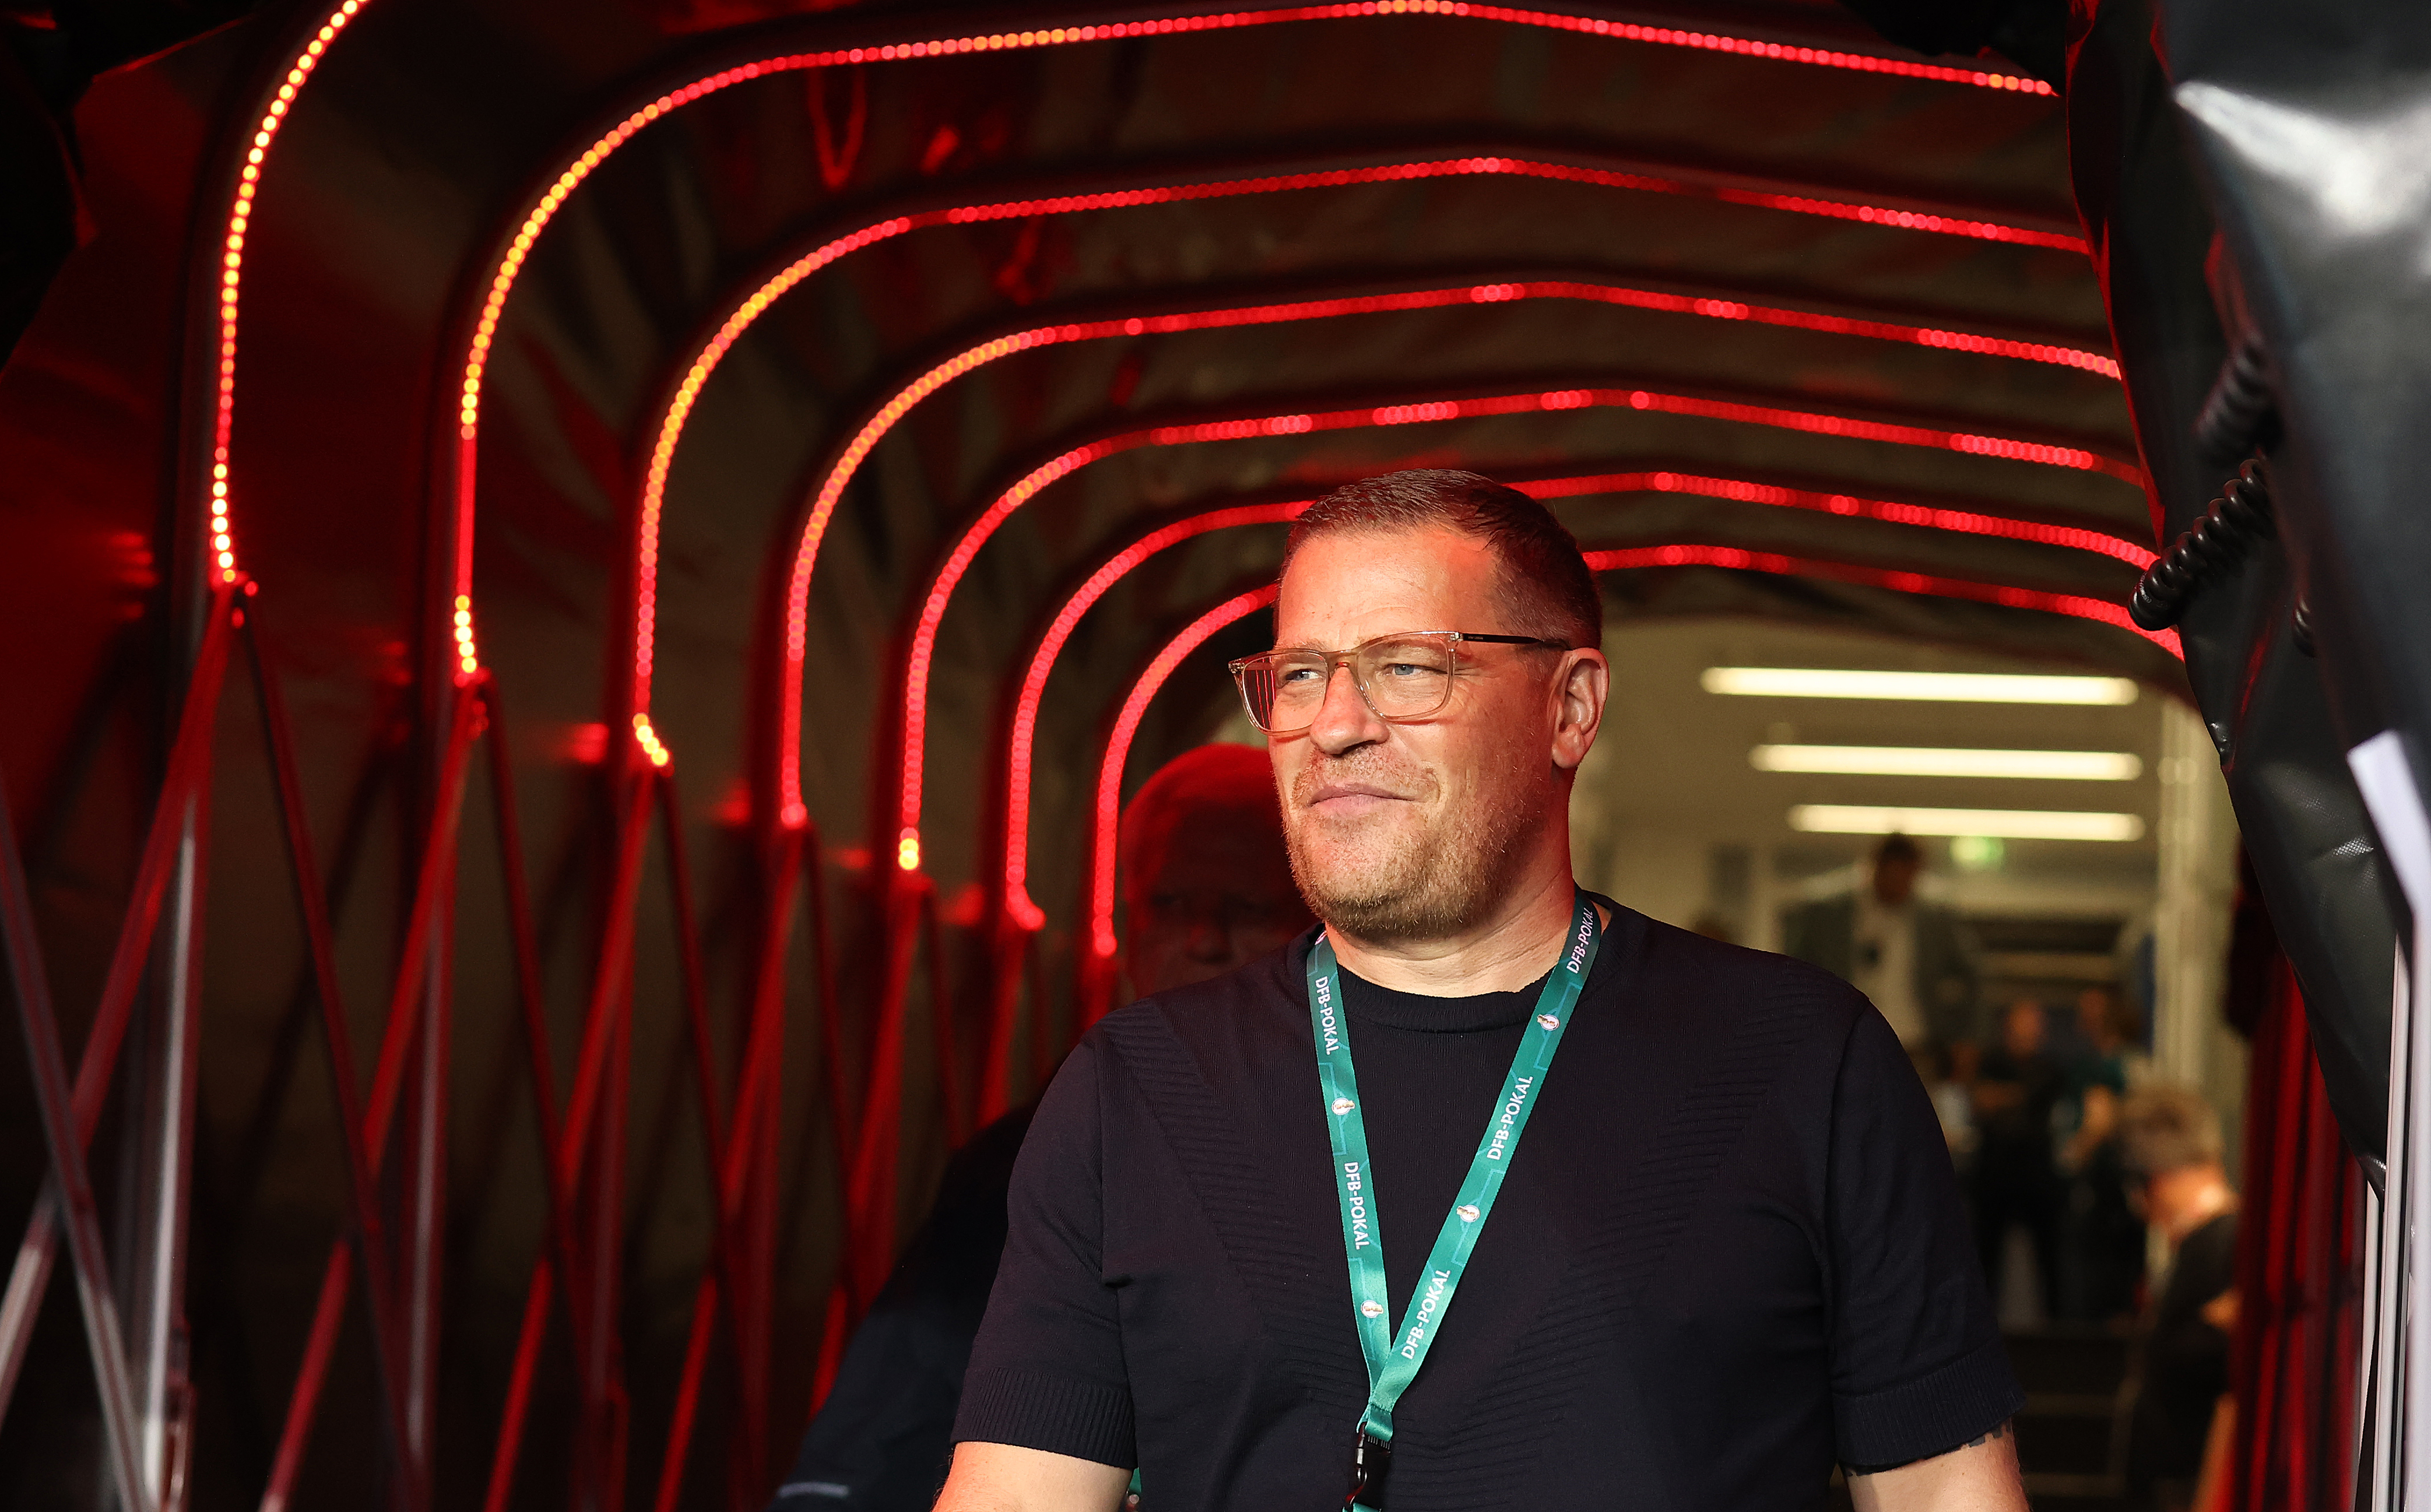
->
xmin=2194 ymin=328 xmax=2279 ymax=464
xmin=2127 ymin=456 xmax=2275 ymax=631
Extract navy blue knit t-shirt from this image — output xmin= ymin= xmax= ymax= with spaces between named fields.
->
xmin=953 ymin=902 xmax=2017 ymax=1510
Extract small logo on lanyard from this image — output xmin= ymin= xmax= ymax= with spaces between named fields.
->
xmin=1536 ymin=1013 xmax=1560 ymax=1031
xmin=1332 ymin=1097 xmax=1357 ymax=1116
xmin=1456 ymin=1204 xmax=1480 ymax=1223
xmin=1360 ymin=1299 xmax=1386 ymax=1319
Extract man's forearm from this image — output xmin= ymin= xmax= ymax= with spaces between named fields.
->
xmin=934 ymin=1441 xmax=1131 ymax=1512
xmin=1847 ymin=1421 xmax=2029 ymax=1512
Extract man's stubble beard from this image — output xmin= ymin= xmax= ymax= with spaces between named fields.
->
xmin=1283 ymin=741 xmax=1548 ymax=944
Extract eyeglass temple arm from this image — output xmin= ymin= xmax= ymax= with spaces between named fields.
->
xmin=1453 ymin=632 xmax=1573 ymax=648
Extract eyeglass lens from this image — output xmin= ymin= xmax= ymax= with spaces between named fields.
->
xmin=1241 ymin=635 xmax=1457 ymax=733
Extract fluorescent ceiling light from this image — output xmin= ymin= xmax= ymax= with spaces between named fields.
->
xmin=1702 ymin=667 xmax=2140 ymax=705
xmin=1752 ymin=745 xmax=2143 ymax=780
xmin=1789 ymin=805 xmax=2147 ymax=841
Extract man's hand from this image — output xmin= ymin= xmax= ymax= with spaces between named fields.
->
xmin=933 ymin=1442 xmax=1131 ymax=1512
xmin=1847 ymin=1421 xmax=2029 ymax=1512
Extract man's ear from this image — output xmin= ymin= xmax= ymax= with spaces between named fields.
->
xmin=1551 ymin=648 xmax=1608 ymax=772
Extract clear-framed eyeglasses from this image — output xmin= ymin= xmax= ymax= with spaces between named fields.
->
xmin=1226 ymin=630 xmax=1571 ymax=736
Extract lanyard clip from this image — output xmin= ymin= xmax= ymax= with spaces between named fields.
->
xmin=1343 ymin=1426 xmax=1392 ymax=1509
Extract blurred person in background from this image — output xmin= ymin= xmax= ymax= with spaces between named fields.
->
xmin=1113 ymin=743 xmax=1314 ymax=1001
xmin=1914 ymin=1043 xmax=1978 ymax=1168
xmin=2059 ymin=986 xmax=2145 ymax=1324
xmin=2118 ymin=1086 xmax=2239 ymax=1512
xmin=1782 ymin=834 xmax=1983 ymax=1065
xmin=767 ymin=743 xmax=1309 ymax=1511
xmin=1972 ymin=999 xmax=2066 ymax=1323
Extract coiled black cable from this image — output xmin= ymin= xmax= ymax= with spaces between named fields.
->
xmin=2127 ymin=457 xmax=2275 ymax=631
xmin=2194 ymin=328 xmax=2279 ymax=463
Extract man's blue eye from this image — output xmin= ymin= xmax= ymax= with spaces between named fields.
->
xmin=1277 ymin=665 xmax=1323 ymax=685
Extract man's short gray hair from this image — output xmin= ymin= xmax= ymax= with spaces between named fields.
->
xmin=1284 ymin=469 xmax=1601 ymax=648
xmin=2118 ymin=1085 xmax=2223 ymax=1177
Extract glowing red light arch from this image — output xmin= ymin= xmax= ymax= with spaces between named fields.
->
xmin=195 ymin=0 xmax=2058 ymax=712
xmin=442 ymin=0 xmax=2055 ymax=728
xmin=909 ymin=378 xmax=2144 ymax=877
xmin=202 ymin=1 xmax=373 ymax=587
xmin=999 ymin=465 xmax=2154 ymax=923
xmin=792 ymin=282 xmax=2124 ymax=853
xmin=1000 ymin=502 xmax=1306 ymax=926
xmin=1079 ymin=546 xmax=2180 ymax=979
xmin=1086 ymin=584 xmax=1283 ymax=959
xmin=628 ymin=149 xmax=2089 ymax=724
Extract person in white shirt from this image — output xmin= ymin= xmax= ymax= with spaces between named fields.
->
xmin=1782 ymin=835 xmax=1984 ymax=1060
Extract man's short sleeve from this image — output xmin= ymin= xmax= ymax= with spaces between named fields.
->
xmin=1826 ymin=1009 xmax=2022 ymax=1469
xmin=951 ymin=1039 xmax=1137 ymax=1467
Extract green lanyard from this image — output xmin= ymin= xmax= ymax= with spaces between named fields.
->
xmin=1307 ymin=892 xmax=1602 ymax=1510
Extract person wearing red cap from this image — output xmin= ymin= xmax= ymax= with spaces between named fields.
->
xmin=767 ymin=746 xmax=1310 ymax=1512
xmin=1116 ymin=743 xmax=1313 ymax=1001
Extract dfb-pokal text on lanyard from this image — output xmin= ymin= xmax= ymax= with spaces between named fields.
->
xmin=1306 ymin=891 xmax=1603 ymax=1510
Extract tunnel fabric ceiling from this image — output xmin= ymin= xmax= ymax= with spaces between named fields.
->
xmin=2 ymin=0 xmax=2145 ymax=910
xmin=0 ymin=0 xmax=2152 ymax=1499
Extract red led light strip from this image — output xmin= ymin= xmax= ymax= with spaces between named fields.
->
xmin=208 ymin=1 xmax=371 ymax=586
xmin=455 ymin=2 xmax=2056 ymax=705
xmin=1001 ymin=466 xmax=2152 ymax=919
xmin=779 ymin=1 xmax=2062 ymax=94
xmin=1524 ymin=468 xmax=2154 ymax=563
xmin=1081 ymin=548 xmax=2177 ymax=966
xmin=791 ymin=284 xmax=2123 ymax=845
xmin=921 ymin=386 xmax=2146 ymax=877
xmin=207 ymin=2 xmax=2058 ymax=699
xmin=1001 ymin=502 xmax=1306 ymax=924
xmin=631 ymin=162 xmax=2084 ymax=724
xmin=1576 ymin=544 xmax=2174 ymax=646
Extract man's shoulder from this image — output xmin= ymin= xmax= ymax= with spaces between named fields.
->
xmin=1599 ymin=910 xmax=1878 ymax=1085
xmin=1629 ymin=909 xmax=1870 ymax=1022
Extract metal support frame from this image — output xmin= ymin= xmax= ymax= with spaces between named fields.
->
xmin=0 ymin=692 xmax=163 ymax=1512
xmin=0 ymin=590 xmax=237 ymax=1438
xmin=257 ymin=655 xmax=483 ymax=1512
xmin=2346 ymin=734 xmax=2431 ymax=1511
xmin=644 ymin=764 xmax=774 ymax=1512
xmin=242 ymin=596 xmax=427 ymax=1512
xmin=118 ymin=722 xmax=208 ymax=1512
xmin=0 ymin=579 xmax=435 ymax=1512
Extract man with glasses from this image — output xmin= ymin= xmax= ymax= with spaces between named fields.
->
xmin=936 ymin=470 xmax=2023 ymax=1511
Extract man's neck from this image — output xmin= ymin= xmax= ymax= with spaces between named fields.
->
xmin=2152 ymin=1167 xmax=2237 ymax=1244
xmin=1325 ymin=864 xmax=1594 ymax=996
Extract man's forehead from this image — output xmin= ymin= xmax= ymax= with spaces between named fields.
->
xmin=1274 ymin=526 xmax=1503 ymax=643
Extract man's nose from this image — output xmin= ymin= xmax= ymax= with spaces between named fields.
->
xmin=1186 ymin=915 xmax=1234 ymax=962
xmin=1308 ymin=662 xmax=1387 ymax=755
